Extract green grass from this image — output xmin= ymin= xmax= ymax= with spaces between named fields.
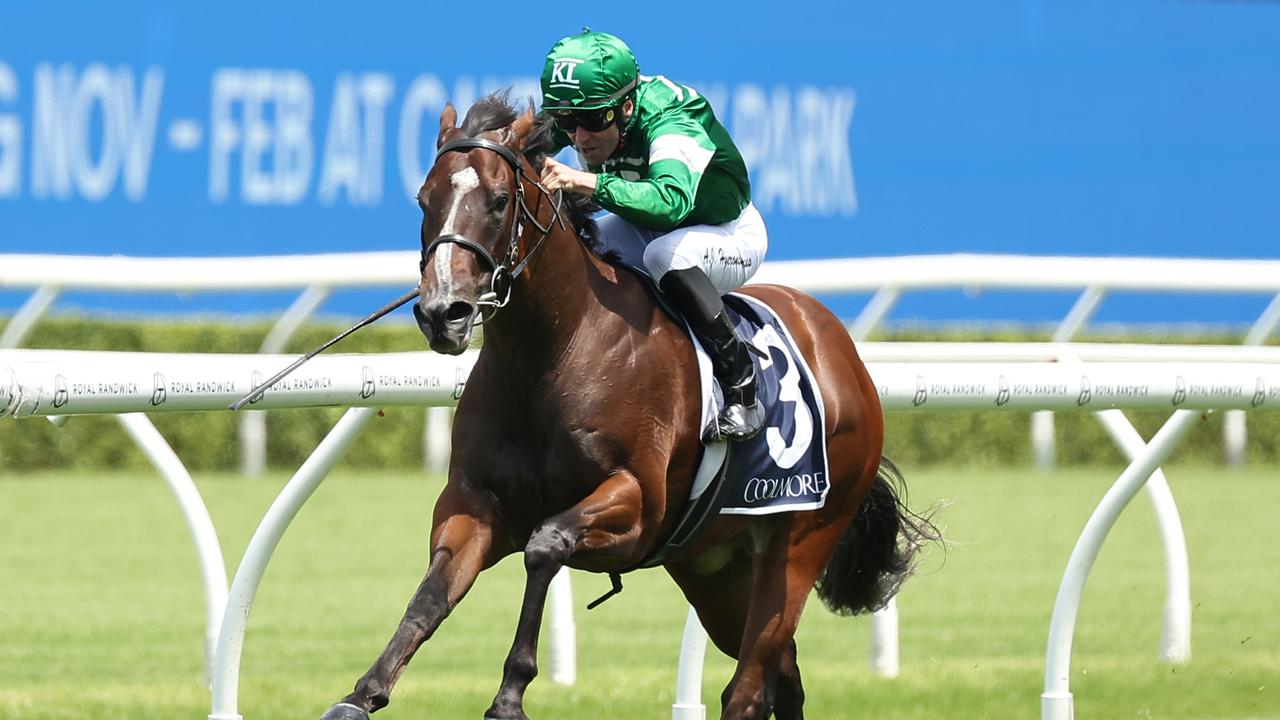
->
xmin=1 ymin=464 xmax=1277 ymax=719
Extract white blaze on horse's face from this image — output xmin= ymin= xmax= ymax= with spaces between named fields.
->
xmin=433 ymin=166 xmax=482 ymax=295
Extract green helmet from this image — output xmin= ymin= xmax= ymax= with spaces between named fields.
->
xmin=540 ymin=30 xmax=639 ymax=110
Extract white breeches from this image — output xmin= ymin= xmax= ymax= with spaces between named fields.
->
xmin=595 ymin=202 xmax=768 ymax=294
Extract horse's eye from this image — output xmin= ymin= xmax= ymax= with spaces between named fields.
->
xmin=491 ymin=193 xmax=510 ymax=215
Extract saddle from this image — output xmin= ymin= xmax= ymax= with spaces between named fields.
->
xmin=588 ymin=238 xmax=831 ymax=603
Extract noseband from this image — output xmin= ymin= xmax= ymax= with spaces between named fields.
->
xmin=421 ymin=137 xmax=565 ymax=322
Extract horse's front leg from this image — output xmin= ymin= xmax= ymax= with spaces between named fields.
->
xmin=483 ymin=472 xmax=644 ymax=720
xmin=320 ymin=482 xmax=501 ymax=720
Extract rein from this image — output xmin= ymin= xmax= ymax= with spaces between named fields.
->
xmin=422 ymin=137 xmax=567 ymax=323
xmin=230 ymin=136 xmax=564 ymax=411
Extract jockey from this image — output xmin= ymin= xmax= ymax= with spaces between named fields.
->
xmin=537 ymin=30 xmax=768 ymax=442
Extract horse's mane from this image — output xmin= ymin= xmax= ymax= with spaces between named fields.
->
xmin=459 ymin=91 xmax=601 ymax=254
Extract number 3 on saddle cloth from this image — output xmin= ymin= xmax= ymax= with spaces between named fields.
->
xmin=596 ymin=237 xmax=831 ymax=571
xmin=638 ymin=285 xmax=833 ymax=570
xmin=593 ymin=229 xmax=834 ymax=571
xmin=704 ymin=293 xmax=831 ymax=515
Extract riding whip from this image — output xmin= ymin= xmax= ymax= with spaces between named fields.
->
xmin=229 ymin=287 xmax=421 ymax=411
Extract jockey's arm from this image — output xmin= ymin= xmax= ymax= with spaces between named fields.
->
xmin=595 ymin=112 xmax=716 ymax=231
xmin=593 ymin=154 xmax=696 ymax=230
xmin=541 ymin=154 xmax=698 ymax=231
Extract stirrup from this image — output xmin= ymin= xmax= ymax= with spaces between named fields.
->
xmin=717 ymin=398 xmax=765 ymax=441
xmin=712 ymin=372 xmax=765 ymax=442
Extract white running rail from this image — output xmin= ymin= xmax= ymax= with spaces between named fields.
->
xmin=5 ymin=343 xmax=1280 ymax=719
xmin=5 ymin=253 xmax=1280 ymax=472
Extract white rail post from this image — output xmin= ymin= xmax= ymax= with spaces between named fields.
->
xmin=1225 ymin=292 xmax=1280 ymax=467
xmin=0 ymin=284 xmax=60 ymax=349
xmin=848 ymin=287 xmax=901 ymax=342
xmin=240 ymin=284 xmax=332 ymax=477
xmin=1042 ymin=409 xmax=1205 ymax=720
xmin=547 ymin=567 xmax=577 ymax=686
xmin=1094 ymin=410 xmax=1191 ymax=663
xmin=1030 ymin=411 xmax=1057 ymax=471
xmin=1221 ymin=410 xmax=1248 ymax=469
xmin=869 ymin=598 xmax=900 ymax=677
xmin=0 ymin=285 xmax=61 ymax=467
xmin=424 ymin=406 xmax=452 ymax=475
xmin=672 ymin=607 xmax=709 ymax=720
xmin=210 ymin=407 xmax=379 ymax=720
xmin=238 ymin=410 xmax=270 ymax=478
xmin=850 ymin=288 xmax=903 ymax=678
xmin=1036 ymin=286 xmax=1107 ymax=471
xmin=117 ymin=413 xmax=229 ymax=685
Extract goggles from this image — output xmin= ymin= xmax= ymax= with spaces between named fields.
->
xmin=549 ymin=105 xmax=619 ymax=134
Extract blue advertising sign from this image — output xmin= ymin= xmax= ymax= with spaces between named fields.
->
xmin=2 ymin=1 xmax=1278 ymax=324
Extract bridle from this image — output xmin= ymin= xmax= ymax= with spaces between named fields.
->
xmin=420 ymin=137 xmax=566 ymax=323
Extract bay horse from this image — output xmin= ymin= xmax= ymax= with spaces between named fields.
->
xmin=320 ymin=93 xmax=936 ymax=720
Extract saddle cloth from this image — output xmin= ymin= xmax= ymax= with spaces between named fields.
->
xmin=597 ymin=231 xmax=831 ymax=516
xmin=701 ymin=293 xmax=832 ymax=514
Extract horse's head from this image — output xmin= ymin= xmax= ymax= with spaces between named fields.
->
xmin=413 ymin=102 xmax=541 ymax=354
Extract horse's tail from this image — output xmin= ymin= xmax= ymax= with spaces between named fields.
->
xmin=815 ymin=457 xmax=941 ymax=616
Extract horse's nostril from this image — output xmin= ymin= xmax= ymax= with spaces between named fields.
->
xmin=445 ymin=301 xmax=473 ymax=324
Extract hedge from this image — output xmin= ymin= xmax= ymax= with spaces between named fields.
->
xmin=2 ymin=317 xmax=1277 ymax=472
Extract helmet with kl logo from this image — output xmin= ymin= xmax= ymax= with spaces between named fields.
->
xmin=540 ymin=30 xmax=639 ymax=111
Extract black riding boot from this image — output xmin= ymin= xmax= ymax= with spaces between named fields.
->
xmin=659 ymin=267 xmax=765 ymax=442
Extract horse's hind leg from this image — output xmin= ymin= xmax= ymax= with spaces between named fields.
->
xmin=667 ymin=550 xmax=787 ymax=717
xmin=726 ymin=516 xmax=852 ymax=720
xmin=484 ymin=471 xmax=644 ymax=720
xmin=320 ymin=483 xmax=498 ymax=719
xmin=774 ymin=639 xmax=805 ymax=720
xmin=669 ymin=537 xmax=816 ymax=720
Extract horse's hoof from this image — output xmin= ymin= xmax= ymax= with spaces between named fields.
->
xmin=483 ymin=706 xmax=530 ymax=720
xmin=319 ymin=703 xmax=370 ymax=720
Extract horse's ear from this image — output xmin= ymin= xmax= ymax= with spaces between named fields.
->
xmin=507 ymin=107 xmax=536 ymax=151
xmin=437 ymin=104 xmax=459 ymax=148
